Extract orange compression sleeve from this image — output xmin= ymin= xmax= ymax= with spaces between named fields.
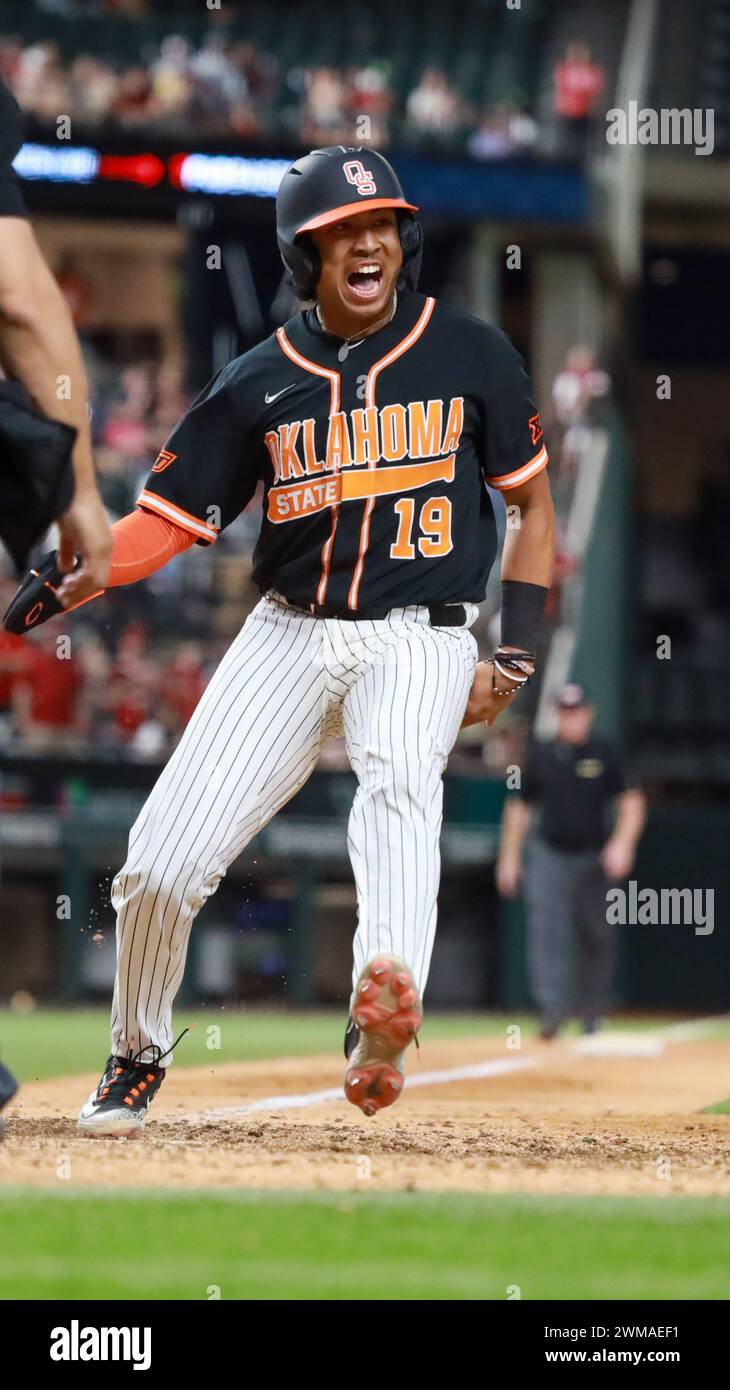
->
xmin=107 ymin=508 xmax=197 ymax=586
xmin=53 ymin=509 xmax=197 ymax=620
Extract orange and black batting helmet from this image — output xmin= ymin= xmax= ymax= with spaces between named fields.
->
xmin=276 ymin=145 xmax=423 ymax=300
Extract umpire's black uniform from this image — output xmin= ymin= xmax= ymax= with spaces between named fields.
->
xmin=0 ymin=78 xmax=76 ymax=574
xmin=0 ymin=78 xmax=26 ymax=215
xmin=521 ymin=698 xmax=633 ymax=1035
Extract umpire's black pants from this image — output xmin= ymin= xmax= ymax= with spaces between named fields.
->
xmin=523 ymin=835 xmax=614 ymax=1025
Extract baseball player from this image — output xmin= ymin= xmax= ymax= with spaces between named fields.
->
xmin=5 ymin=147 xmax=554 ymax=1133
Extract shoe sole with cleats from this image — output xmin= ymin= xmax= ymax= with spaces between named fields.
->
xmin=344 ymin=954 xmax=422 ymax=1116
xmin=77 ymin=1103 xmax=149 ymax=1139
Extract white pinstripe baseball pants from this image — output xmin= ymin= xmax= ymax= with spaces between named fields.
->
xmin=110 ymin=595 xmax=478 ymax=1063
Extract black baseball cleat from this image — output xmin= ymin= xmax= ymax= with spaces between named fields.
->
xmin=77 ymin=1047 xmax=166 ymax=1139
xmin=77 ymin=1029 xmax=189 ymax=1137
xmin=0 ymin=1061 xmax=19 ymax=1141
xmin=344 ymin=1015 xmax=360 ymax=1060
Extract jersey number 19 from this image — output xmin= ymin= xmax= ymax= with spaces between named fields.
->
xmin=390 ymin=496 xmax=453 ymax=559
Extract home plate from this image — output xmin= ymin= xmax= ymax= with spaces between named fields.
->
xmin=572 ymin=1032 xmax=665 ymax=1058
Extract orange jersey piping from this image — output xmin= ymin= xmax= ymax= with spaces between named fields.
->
xmin=487 ymin=444 xmax=549 ymax=492
xmin=347 ymin=296 xmax=436 ymax=609
xmin=275 ymin=327 xmax=342 ymax=604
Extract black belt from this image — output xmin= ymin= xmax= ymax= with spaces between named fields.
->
xmin=285 ymin=597 xmax=467 ymax=626
xmin=542 ymin=837 xmax=602 ymax=854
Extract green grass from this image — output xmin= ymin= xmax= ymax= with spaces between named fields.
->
xmin=1 ymin=1190 xmax=729 ymax=1300
xmin=0 ymin=1008 xmax=538 ymax=1081
xmin=702 ymin=1098 xmax=730 ymax=1114
xmin=3 ymin=1013 xmax=729 ymax=1302
xmin=2 ymin=1008 xmax=728 ymax=1083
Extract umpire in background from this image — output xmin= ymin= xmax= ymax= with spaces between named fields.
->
xmin=0 ymin=75 xmax=111 ymax=599
xmin=0 ymin=76 xmax=112 ymax=1133
xmin=496 ymin=683 xmax=646 ymax=1038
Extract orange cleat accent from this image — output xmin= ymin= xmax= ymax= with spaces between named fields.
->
xmin=344 ymin=954 xmax=423 ymax=1116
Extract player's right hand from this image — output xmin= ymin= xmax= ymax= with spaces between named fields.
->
xmin=56 ymin=487 xmax=113 ymax=604
xmin=2 ymin=550 xmax=103 ymax=634
xmin=460 ymin=659 xmax=519 ymax=728
xmin=496 ymin=856 xmax=521 ymax=897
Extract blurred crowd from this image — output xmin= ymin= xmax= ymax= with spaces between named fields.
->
xmin=1 ymin=32 xmax=276 ymax=142
xmin=0 ymin=613 xmax=208 ymax=758
xmin=0 ymin=23 xmax=607 ymax=161
xmin=551 ymin=344 xmax=611 ymax=474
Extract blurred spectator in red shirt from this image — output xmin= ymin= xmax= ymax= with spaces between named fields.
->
xmin=106 ymin=623 xmax=160 ymax=744
xmin=102 ymin=366 xmax=154 ymax=461
xmin=553 ymin=42 xmax=605 ymax=156
xmin=0 ymin=628 xmax=27 ymax=714
xmin=160 ymin=642 xmax=206 ymax=727
xmin=554 ymin=42 xmax=605 ymax=118
xmin=111 ymin=681 xmax=155 ymax=741
xmin=113 ymin=67 xmax=156 ymax=126
xmin=11 ymin=628 xmax=83 ymax=744
xmin=112 ymin=621 xmax=157 ymax=688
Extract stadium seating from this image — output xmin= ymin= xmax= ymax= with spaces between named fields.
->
xmin=0 ymin=0 xmax=553 ymax=151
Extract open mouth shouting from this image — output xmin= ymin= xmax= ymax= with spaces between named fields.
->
xmin=345 ymin=262 xmax=384 ymax=303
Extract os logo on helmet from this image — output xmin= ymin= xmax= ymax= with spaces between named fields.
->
xmin=343 ymin=159 xmax=377 ymax=196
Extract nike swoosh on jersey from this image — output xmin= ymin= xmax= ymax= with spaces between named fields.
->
xmin=265 ymin=383 xmax=296 ymax=403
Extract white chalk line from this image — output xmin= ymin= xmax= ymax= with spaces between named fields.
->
xmin=571 ymin=1014 xmax=730 ymax=1058
xmin=649 ymin=1014 xmax=730 ymax=1043
xmin=180 ymin=1055 xmax=540 ymax=1123
xmin=179 ymin=1015 xmax=730 ymax=1125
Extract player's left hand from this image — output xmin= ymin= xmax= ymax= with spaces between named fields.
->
xmin=460 ymin=660 xmax=519 ymax=728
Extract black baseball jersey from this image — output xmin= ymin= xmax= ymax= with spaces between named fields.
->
xmin=138 ymin=288 xmax=548 ymax=612
xmin=0 ymin=78 xmax=26 ymax=217
xmin=521 ymin=736 xmax=633 ymax=851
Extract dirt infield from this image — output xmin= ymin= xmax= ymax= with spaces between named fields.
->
xmin=2 ymin=1035 xmax=728 ymax=1197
